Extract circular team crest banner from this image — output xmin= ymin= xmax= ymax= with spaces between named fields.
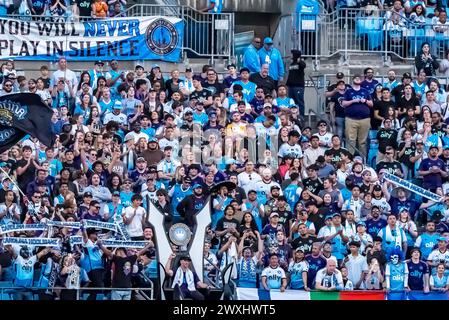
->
xmin=0 ymin=16 xmax=184 ymax=62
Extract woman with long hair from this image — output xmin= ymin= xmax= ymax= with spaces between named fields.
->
xmin=107 ymin=173 xmax=122 ymax=193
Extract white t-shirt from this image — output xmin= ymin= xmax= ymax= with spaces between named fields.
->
xmin=315 ymin=268 xmax=344 ymax=288
xmin=124 ymin=206 xmax=145 ymax=237
xmin=345 ymin=254 xmax=368 ymax=288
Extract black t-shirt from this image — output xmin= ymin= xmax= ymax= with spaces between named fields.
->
xmin=189 ymin=89 xmax=211 ymax=103
xmin=16 ymin=159 xmax=36 ymax=190
xmin=330 ymin=91 xmax=346 ymax=118
xmin=112 ymin=255 xmax=138 ymax=288
xmin=376 ymin=128 xmax=398 ymax=153
xmin=286 ymin=61 xmax=306 ymax=87
xmin=398 ymin=141 xmax=416 ymax=168
xmin=308 ymin=211 xmax=325 ymax=232
xmin=73 ymin=0 xmax=93 ymax=17
xmin=360 ymin=182 xmax=371 ymax=196
xmin=391 ymin=84 xmax=415 ymax=102
xmin=375 ymin=160 xmax=403 ymax=175
xmin=249 ymin=73 xmax=276 ymax=95
xmin=291 ymin=235 xmax=319 ymax=254
xmin=395 ymin=95 xmax=419 ymax=115
xmin=216 ymin=217 xmax=240 ymax=244
xmin=302 ymin=177 xmax=323 ymax=195
xmin=373 ymin=100 xmax=395 ymax=128
xmin=203 ymin=82 xmax=224 ymax=97
xmin=324 ymin=147 xmax=353 ymax=167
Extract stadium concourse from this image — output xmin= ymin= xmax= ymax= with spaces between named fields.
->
xmin=1 ymin=0 xmax=449 ymax=302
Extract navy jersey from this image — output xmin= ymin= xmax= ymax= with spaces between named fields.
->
xmin=305 ymin=254 xmax=327 ymax=288
xmin=366 ymin=218 xmax=387 ymax=238
xmin=406 ymin=260 xmax=429 ymax=290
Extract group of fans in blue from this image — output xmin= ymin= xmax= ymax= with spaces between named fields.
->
xmin=1 ymin=31 xmax=449 ymax=299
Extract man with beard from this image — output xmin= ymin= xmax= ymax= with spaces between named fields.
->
xmin=383 ymin=69 xmax=400 ymax=91
xmin=140 ymin=138 xmax=164 ymax=166
xmin=12 ymin=246 xmax=52 ymax=300
xmin=249 ymin=63 xmax=276 ymax=96
xmin=361 ymin=67 xmax=379 ymax=96
xmin=124 ymin=121 xmax=148 ymax=144
xmin=305 ymin=242 xmax=327 ymax=289
xmin=248 ymin=168 xmax=282 ymax=208
xmin=177 ymin=184 xmax=207 ymax=229
xmin=376 ymin=146 xmax=403 ymax=177
xmin=365 ymin=206 xmax=388 ymax=238
xmin=269 ymin=196 xmax=292 ymax=237
xmin=291 ymin=223 xmax=322 ymax=254
xmin=212 ymin=185 xmax=233 ymax=230
xmin=415 ymin=221 xmax=440 ymax=260
xmin=376 ymin=119 xmax=398 ymax=161
xmin=324 ymin=135 xmax=352 ymax=167
xmin=419 ymin=145 xmax=448 ymax=192
xmin=302 ymin=164 xmax=323 ymax=195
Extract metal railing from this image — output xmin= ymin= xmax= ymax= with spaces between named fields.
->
xmin=294 ymin=8 xmax=449 ymax=62
xmin=0 ymin=284 xmax=154 ymax=300
xmin=2 ymin=4 xmax=235 ymax=63
xmin=127 ymin=4 xmax=234 ymax=63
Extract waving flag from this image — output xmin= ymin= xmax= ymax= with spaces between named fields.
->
xmin=0 ymin=93 xmax=55 ymax=153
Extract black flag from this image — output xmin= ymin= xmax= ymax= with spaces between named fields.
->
xmin=0 ymin=93 xmax=55 ymax=154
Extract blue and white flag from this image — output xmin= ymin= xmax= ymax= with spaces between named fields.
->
xmin=384 ymin=172 xmax=443 ymax=202
xmin=102 ymin=239 xmax=147 ymax=249
xmin=0 ymin=17 xmax=184 ymax=62
xmin=83 ymin=220 xmax=117 ymax=232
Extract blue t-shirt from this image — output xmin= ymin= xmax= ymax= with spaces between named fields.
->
xmin=361 ymin=79 xmax=379 ymax=95
xmin=305 ymin=254 xmax=327 ymax=288
xmin=366 ymin=218 xmax=387 ymax=238
xmin=387 ymin=262 xmax=407 ymax=291
xmin=233 ymin=80 xmax=257 ymax=102
xmin=419 ymin=157 xmax=446 ymax=189
xmin=237 ymin=257 xmax=258 ymax=288
xmin=416 ymin=233 xmax=440 ymax=260
xmin=406 ymin=260 xmax=428 ymax=290
xmin=343 ymin=87 xmax=372 ymax=120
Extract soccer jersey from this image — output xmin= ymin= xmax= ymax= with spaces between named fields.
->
xmin=288 ymin=260 xmax=309 ymax=289
xmin=386 ymin=262 xmax=408 ymax=291
xmin=13 ymin=255 xmax=37 ymax=287
xmin=261 ymin=265 xmax=286 ymax=289
xmin=169 ymin=184 xmax=193 ymax=218
xmin=415 ymin=233 xmax=440 ymax=260
xmin=406 ymin=260 xmax=429 ymax=290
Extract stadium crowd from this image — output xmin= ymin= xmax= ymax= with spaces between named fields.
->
xmin=0 ymin=0 xmax=126 ymax=19
xmin=2 ymin=20 xmax=449 ymax=299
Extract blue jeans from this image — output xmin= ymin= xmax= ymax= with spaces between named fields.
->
xmin=289 ymin=86 xmax=305 ymax=116
xmin=335 ymin=117 xmax=345 ymax=142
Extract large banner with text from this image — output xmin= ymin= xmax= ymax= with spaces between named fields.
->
xmin=0 ymin=16 xmax=184 ymax=62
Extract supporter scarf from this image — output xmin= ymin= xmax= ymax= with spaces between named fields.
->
xmin=3 ymin=237 xmax=60 ymax=246
xmin=69 ymin=236 xmax=83 ymax=246
xmin=46 ymin=221 xmax=82 ymax=229
xmin=102 ymin=239 xmax=147 ymax=249
xmin=82 ymin=220 xmax=118 ymax=232
xmin=0 ymin=223 xmax=47 ymax=234
xmin=66 ymin=264 xmax=80 ymax=290
xmin=45 ymin=259 xmax=59 ymax=295
xmin=384 ymin=172 xmax=443 ymax=202
xmin=384 ymin=226 xmax=403 ymax=249
xmin=172 ymin=267 xmax=196 ymax=291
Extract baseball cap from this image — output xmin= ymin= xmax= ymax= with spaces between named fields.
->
xmin=416 ymin=140 xmax=424 ymax=145
xmin=373 ymin=184 xmax=382 ymax=191
xmin=295 ymin=247 xmax=304 ymax=253
xmin=332 ymin=212 xmax=341 ymax=218
xmin=354 ymin=156 xmax=363 ymax=163
xmin=227 ymin=64 xmax=236 ymax=70
xmin=179 ymin=255 xmax=192 ymax=261
xmin=135 ymin=64 xmax=144 ymax=70
xmin=336 ymin=72 xmax=344 ymax=79
xmin=239 ymin=67 xmax=250 ymax=74
xmin=112 ymin=191 xmax=120 ymax=196
xmin=270 ymin=185 xmax=281 ymax=191
xmin=183 ymin=177 xmax=192 ymax=183
xmin=185 ymin=68 xmax=193 ymax=72
xmin=192 ymin=184 xmax=203 ymax=189
xmin=83 ymin=192 xmax=93 ymax=198
xmin=136 ymin=157 xmax=147 ymax=163
xmin=264 ymin=37 xmax=274 ymax=44
xmin=113 ymin=101 xmax=122 ymax=110
xmin=444 ymin=145 xmax=449 ymax=150
xmin=402 ymin=72 xmax=412 ymax=79
xmin=438 ymin=236 xmax=447 ymax=242
xmin=399 ymin=207 xmax=409 ymax=213
xmin=270 ymin=212 xmax=279 ymax=218
xmin=429 ymin=145 xmax=439 ymax=150
xmin=95 ymin=60 xmax=104 ymax=65
xmin=184 ymin=109 xmax=193 ymax=115
xmin=356 ymin=221 xmax=366 ymax=227
xmin=151 ymin=64 xmax=160 ymax=69
xmin=148 ymin=137 xmax=158 ymax=143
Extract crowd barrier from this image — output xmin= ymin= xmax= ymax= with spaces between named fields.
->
xmin=0 ymin=283 xmax=154 ymax=300
xmin=292 ymin=8 xmax=449 ymax=62
xmin=236 ymin=287 xmax=449 ymax=300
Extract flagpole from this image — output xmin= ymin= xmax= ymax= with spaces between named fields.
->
xmin=0 ymin=166 xmax=26 ymax=199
